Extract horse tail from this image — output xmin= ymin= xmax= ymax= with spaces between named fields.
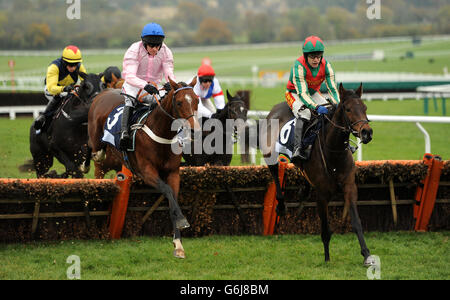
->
xmin=18 ymin=159 xmax=35 ymax=172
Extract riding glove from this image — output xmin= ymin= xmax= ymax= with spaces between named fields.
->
xmin=63 ymin=85 xmax=74 ymax=93
xmin=316 ymin=106 xmax=329 ymax=115
xmin=144 ymin=84 xmax=159 ymax=95
xmin=163 ymin=82 xmax=172 ymax=92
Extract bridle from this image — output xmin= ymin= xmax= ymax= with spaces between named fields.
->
xmin=227 ymin=99 xmax=246 ymax=120
xmin=324 ymin=101 xmax=370 ymax=138
xmin=317 ymin=99 xmax=370 ymax=174
xmin=153 ymin=86 xmax=196 ymax=122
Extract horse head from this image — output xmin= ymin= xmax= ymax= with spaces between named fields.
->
xmin=100 ymin=66 xmax=124 ymax=89
xmin=226 ymin=90 xmax=248 ymax=122
xmin=77 ymin=72 xmax=103 ymax=104
xmin=337 ymin=83 xmax=373 ymax=144
xmin=165 ymin=77 xmax=200 ymax=131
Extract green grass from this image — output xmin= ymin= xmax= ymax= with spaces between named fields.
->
xmin=0 ymin=232 xmax=448 ymax=280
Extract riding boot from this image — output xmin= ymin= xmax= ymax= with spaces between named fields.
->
xmin=119 ymin=105 xmax=133 ymax=151
xmin=34 ymin=97 xmax=61 ymax=130
xmin=291 ymin=118 xmax=307 ymax=164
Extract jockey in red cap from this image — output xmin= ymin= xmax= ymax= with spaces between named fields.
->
xmin=193 ymin=64 xmax=225 ymax=120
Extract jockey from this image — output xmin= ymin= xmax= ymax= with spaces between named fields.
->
xmin=193 ymin=64 xmax=225 ymax=120
xmin=34 ymin=45 xmax=87 ymax=130
xmin=285 ymin=35 xmax=340 ymax=163
xmin=119 ymin=22 xmax=176 ymax=150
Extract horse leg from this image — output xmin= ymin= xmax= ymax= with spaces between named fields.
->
xmin=140 ymin=164 xmax=190 ymax=231
xmin=316 ymin=193 xmax=332 ymax=262
xmin=33 ymin=154 xmax=53 ymax=178
xmin=80 ymin=146 xmax=91 ymax=174
xmin=166 ymin=171 xmax=187 ymax=258
xmin=268 ymin=162 xmax=286 ymax=216
xmin=344 ymin=182 xmax=374 ymax=266
xmin=56 ymin=152 xmax=83 ymax=178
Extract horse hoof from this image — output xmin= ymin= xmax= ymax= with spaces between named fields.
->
xmin=176 ymin=218 xmax=190 ymax=230
xmin=79 ymin=165 xmax=90 ymax=174
xmin=92 ymin=149 xmax=106 ymax=162
xmin=173 ymin=249 xmax=186 ymax=259
xmin=364 ymin=255 xmax=377 ymax=267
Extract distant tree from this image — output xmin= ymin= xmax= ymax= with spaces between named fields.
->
xmin=326 ymin=6 xmax=359 ymax=39
xmin=436 ymin=5 xmax=450 ymax=34
xmin=194 ymin=17 xmax=233 ymax=45
xmin=245 ymin=12 xmax=275 ymax=43
xmin=175 ymin=1 xmax=206 ymax=30
xmin=278 ymin=25 xmax=298 ymax=42
xmin=26 ymin=23 xmax=51 ymax=49
xmin=287 ymin=7 xmax=322 ymax=40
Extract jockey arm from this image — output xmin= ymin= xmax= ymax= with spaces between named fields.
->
xmin=122 ymin=46 xmax=148 ymax=90
xmin=211 ymin=79 xmax=225 ymax=110
xmin=324 ymin=61 xmax=340 ymax=105
xmin=46 ymin=63 xmax=87 ymax=96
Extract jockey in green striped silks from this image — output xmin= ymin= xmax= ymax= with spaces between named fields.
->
xmin=285 ymin=35 xmax=340 ymax=163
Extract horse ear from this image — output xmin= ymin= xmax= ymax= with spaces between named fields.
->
xmin=355 ymin=82 xmax=363 ymax=98
xmin=339 ymin=83 xmax=345 ymax=100
xmin=226 ymin=90 xmax=233 ymax=101
xmin=189 ymin=76 xmax=197 ymax=87
xmin=111 ymin=73 xmax=118 ymax=83
xmin=169 ymin=77 xmax=178 ymax=90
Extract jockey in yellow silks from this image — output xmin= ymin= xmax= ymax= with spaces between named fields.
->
xmin=34 ymin=45 xmax=87 ymax=131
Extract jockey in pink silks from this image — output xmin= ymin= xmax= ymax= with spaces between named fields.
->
xmin=119 ymin=22 xmax=176 ymax=150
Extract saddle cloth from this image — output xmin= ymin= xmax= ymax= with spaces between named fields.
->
xmin=275 ymin=117 xmax=321 ymax=160
xmin=102 ymin=104 xmax=151 ymax=152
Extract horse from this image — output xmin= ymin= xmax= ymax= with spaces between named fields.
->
xmin=19 ymin=72 xmax=103 ymax=178
xmin=99 ymin=66 xmax=124 ymax=89
xmin=261 ymin=83 xmax=376 ymax=266
xmin=87 ymin=77 xmax=199 ymax=258
xmin=182 ymin=90 xmax=248 ymax=166
xmin=90 ymin=66 xmax=125 ymax=178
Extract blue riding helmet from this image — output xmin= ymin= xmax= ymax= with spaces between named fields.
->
xmin=141 ymin=23 xmax=165 ymax=38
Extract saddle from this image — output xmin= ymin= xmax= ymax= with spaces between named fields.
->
xmin=275 ymin=117 xmax=322 ymax=161
xmin=102 ymin=104 xmax=152 ymax=152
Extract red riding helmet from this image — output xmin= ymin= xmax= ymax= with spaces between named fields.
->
xmin=197 ymin=64 xmax=215 ymax=77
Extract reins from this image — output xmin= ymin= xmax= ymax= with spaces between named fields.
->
xmin=121 ymin=85 xmax=195 ymax=121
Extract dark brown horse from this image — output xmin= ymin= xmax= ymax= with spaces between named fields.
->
xmin=261 ymin=83 xmax=376 ymax=266
xmin=87 ymin=77 xmax=199 ymax=258
xmin=182 ymin=90 xmax=248 ymax=166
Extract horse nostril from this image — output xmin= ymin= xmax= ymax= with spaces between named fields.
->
xmin=361 ymin=128 xmax=373 ymax=144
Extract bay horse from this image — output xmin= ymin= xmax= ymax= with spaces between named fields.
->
xmin=87 ymin=77 xmax=199 ymax=258
xmin=261 ymin=83 xmax=376 ymax=266
xmin=19 ymin=72 xmax=103 ymax=178
xmin=182 ymin=90 xmax=248 ymax=166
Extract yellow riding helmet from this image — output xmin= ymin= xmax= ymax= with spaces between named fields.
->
xmin=62 ymin=45 xmax=82 ymax=63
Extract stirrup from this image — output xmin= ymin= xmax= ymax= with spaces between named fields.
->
xmin=291 ymin=148 xmax=307 ymax=163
